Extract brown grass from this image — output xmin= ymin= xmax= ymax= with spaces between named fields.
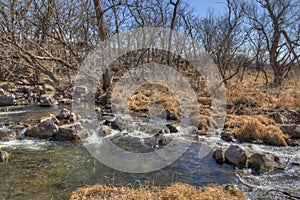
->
xmin=69 ymin=183 xmax=245 ymax=200
xmin=274 ymin=88 xmax=300 ymax=109
xmin=236 ymin=118 xmax=287 ymax=146
xmin=226 ymin=86 xmax=274 ymax=107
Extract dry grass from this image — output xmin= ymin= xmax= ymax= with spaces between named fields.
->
xmin=227 ymin=69 xmax=300 ymax=110
xmin=274 ymin=88 xmax=300 ymax=109
xmin=70 ymin=183 xmax=245 ymax=200
xmin=226 ymin=86 xmax=274 ymax=107
xmin=128 ymin=84 xmax=181 ymax=120
xmin=236 ymin=118 xmax=287 ymax=146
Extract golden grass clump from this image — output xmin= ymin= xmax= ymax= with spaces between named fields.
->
xmin=69 ymin=183 xmax=245 ymax=200
xmin=226 ymin=86 xmax=273 ymax=107
xmin=274 ymin=88 xmax=300 ymax=109
xmin=236 ymin=118 xmax=287 ymax=146
xmin=128 ymin=84 xmax=181 ymax=120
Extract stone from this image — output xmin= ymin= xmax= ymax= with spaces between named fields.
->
xmin=69 ymin=112 xmax=77 ymax=122
xmin=248 ymin=153 xmax=276 ymax=173
xmin=56 ymin=123 xmax=82 ymax=140
xmin=0 ymin=151 xmax=10 ymax=162
xmin=272 ymin=113 xmax=288 ymax=124
xmin=158 ymin=136 xmax=169 ymax=145
xmin=25 ymin=118 xmax=58 ymax=139
xmin=213 ymin=148 xmax=225 ymax=164
xmin=58 ymin=108 xmax=71 ymax=119
xmin=221 ymin=132 xmax=235 ymax=142
xmin=166 ymin=123 xmax=179 ymax=133
xmin=280 ymin=125 xmax=300 ymax=139
xmin=0 ymin=127 xmax=17 ymax=141
xmin=39 ymin=94 xmax=58 ymax=107
xmin=24 ymin=126 xmax=39 ymax=137
xmin=111 ymin=115 xmax=132 ymax=130
xmin=0 ymin=93 xmax=15 ymax=106
xmin=225 ymin=145 xmax=251 ymax=169
xmin=286 ymin=139 xmax=300 ymax=147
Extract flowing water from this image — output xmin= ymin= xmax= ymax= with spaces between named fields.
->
xmin=0 ymin=106 xmax=299 ymax=200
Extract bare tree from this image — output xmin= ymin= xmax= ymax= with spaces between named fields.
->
xmin=245 ymin=0 xmax=300 ymax=86
xmin=196 ymin=0 xmax=247 ymax=84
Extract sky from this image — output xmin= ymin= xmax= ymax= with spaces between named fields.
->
xmin=184 ymin=0 xmax=227 ymax=18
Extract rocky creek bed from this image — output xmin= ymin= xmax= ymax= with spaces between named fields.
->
xmin=0 ymin=105 xmax=299 ymax=200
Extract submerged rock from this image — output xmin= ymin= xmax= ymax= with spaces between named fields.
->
xmin=225 ymin=145 xmax=251 ymax=169
xmin=248 ymin=153 xmax=276 ymax=173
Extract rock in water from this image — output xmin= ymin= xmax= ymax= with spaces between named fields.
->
xmin=25 ymin=117 xmax=58 ymax=139
xmin=213 ymin=148 xmax=225 ymax=164
xmin=39 ymin=94 xmax=58 ymax=107
xmin=0 ymin=127 xmax=17 ymax=141
xmin=56 ymin=123 xmax=82 ymax=140
xmin=221 ymin=132 xmax=235 ymax=142
xmin=248 ymin=153 xmax=275 ymax=173
xmin=225 ymin=145 xmax=251 ymax=168
xmin=58 ymin=108 xmax=71 ymax=119
xmin=0 ymin=90 xmax=15 ymax=106
xmin=111 ymin=115 xmax=132 ymax=130
xmin=0 ymin=151 xmax=10 ymax=162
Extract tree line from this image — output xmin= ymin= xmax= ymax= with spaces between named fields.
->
xmin=0 ymin=0 xmax=299 ymax=86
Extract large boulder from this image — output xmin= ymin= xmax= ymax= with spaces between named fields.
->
xmin=248 ymin=153 xmax=276 ymax=173
xmin=25 ymin=118 xmax=58 ymax=139
xmin=0 ymin=89 xmax=15 ymax=106
xmin=225 ymin=145 xmax=251 ymax=168
xmin=55 ymin=123 xmax=82 ymax=140
xmin=280 ymin=125 xmax=300 ymax=139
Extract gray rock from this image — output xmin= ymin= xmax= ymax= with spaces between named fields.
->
xmin=0 ymin=127 xmax=17 ymax=141
xmin=39 ymin=94 xmax=58 ymax=107
xmin=280 ymin=125 xmax=300 ymax=139
xmin=248 ymin=153 xmax=276 ymax=173
xmin=166 ymin=123 xmax=179 ymax=133
xmin=111 ymin=115 xmax=132 ymax=130
xmin=225 ymin=145 xmax=251 ymax=168
xmin=213 ymin=148 xmax=225 ymax=164
xmin=221 ymin=132 xmax=235 ymax=142
xmin=25 ymin=118 xmax=58 ymax=139
xmin=286 ymin=139 xmax=300 ymax=147
xmin=56 ymin=123 xmax=82 ymax=140
xmin=58 ymin=108 xmax=71 ymax=119
xmin=0 ymin=93 xmax=15 ymax=106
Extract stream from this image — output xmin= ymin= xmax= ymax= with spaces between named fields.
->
xmin=0 ymin=106 xmax=299 ymax=200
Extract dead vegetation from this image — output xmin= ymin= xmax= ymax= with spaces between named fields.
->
xmin=232 ymin=117 xmax=288 ymax=146
xmin=69 ymin=183 xmax=245 ymax=200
